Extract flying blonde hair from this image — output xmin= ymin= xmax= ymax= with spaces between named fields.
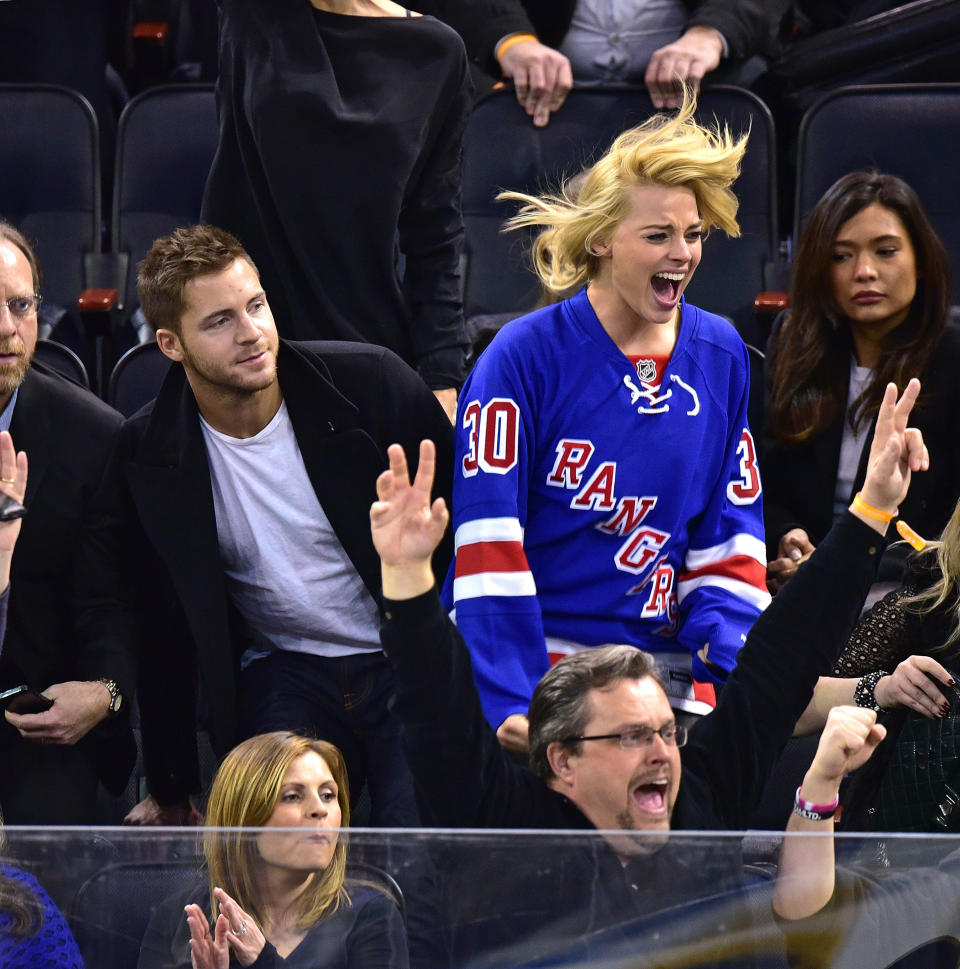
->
xmin=499 ymin=88 xmax=748 ymax=295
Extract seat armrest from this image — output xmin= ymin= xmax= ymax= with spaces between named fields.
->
xmin=78 ymin=288 xmax=118 ymax=312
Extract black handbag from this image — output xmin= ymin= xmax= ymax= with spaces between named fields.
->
xmin=841 ymin=672 xmax=960 ymax=833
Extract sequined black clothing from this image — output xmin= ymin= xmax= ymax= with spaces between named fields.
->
xmin=832 ymin=555 xmax=960 ymax=677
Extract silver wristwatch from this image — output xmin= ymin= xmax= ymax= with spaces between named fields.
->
xmin=98 ymin=677 xmax=123 ymax=716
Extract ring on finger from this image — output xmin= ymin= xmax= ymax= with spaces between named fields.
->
xmin=235 ymin=920 xmax=248 ymax=937
xmin=0 ymin=476 xmax=14 ymax=484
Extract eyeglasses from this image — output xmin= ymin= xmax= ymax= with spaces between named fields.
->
xmin=562 ymin=724 xmax=688 ymax=749
xmin=0 ymin=295 xmax=42 ymax=319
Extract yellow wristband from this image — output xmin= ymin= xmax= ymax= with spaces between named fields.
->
xmin=496 ymin=33 xmax=538 ymax=64
xmin=852 ymin=492 xmax=897 ymax=523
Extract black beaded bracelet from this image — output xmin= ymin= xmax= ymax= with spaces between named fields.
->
xmin=854 ymin=670 xmax=889 ymax=712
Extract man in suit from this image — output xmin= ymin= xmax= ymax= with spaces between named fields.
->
xmin=0 ymin=222 xmax=136 ymax=824
xmin=121 ymin=224 xmax=454 ymax=826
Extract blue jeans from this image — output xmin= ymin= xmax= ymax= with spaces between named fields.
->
xmin=239 ymin=649 xmax=419 ymax=826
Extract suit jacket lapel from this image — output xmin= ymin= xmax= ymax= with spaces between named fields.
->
xmin=10 ymin=369 xmax=55 ymax=508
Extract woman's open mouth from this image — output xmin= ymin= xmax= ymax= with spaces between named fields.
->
xmin=651 ymin=272 xmax=685 ymax=309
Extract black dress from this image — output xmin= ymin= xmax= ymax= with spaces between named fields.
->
xmin=202 ymin=0 xmax=471 ymax=389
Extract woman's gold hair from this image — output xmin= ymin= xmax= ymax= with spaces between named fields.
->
xmin=203 ymin=732 xmax=350 ymax=933
xmin=498 ymin=87 xmax=747 ymax=295
xmin=903 ymin=499 xmax=960 ymax=649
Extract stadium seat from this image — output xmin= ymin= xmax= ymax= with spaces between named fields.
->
xmin=462 ymin=85 xmax=778 ymax=343
xmin=32 ymin=338 xmax=91 ymax=389
xmin=0 ymin=84 xmax=101 ymax=314
xmin=112 ymin=83 xmax=217 ymax=313
xmin=108 ymin=340 xmax=172 ymax=417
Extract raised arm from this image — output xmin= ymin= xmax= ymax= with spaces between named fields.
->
xmin=773 ymin=705 xmax=885 ymax=921
xmin=851 ymin=379 xmax=927 ymax=530
xmin=792 ymin=379 xmax=933 ymax=733
xmin=686 ymin=381 xmax=929 ymax=825
xmin=372 ymin=440 xmax=450 ymax=601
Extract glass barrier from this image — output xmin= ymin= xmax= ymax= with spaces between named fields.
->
xmin=2 ymin=827 xmax=960 ymax=969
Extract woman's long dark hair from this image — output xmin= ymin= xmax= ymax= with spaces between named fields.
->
xmin=768 ymin=171 xmax=952 ymax=444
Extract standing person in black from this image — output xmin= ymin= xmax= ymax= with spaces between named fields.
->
xmin=201 ymin=0 xmax=472 ymax=421
xmin=368 ymin=378 xmax=926 ymax=967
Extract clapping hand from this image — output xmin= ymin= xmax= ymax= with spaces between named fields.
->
xmin=186 ymin=888 xmax=266 ymax=969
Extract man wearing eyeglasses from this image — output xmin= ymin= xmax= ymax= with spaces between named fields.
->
xmin=370 ymin=378 xmax=927 ymax=964
xmin=0 ymin=222 xmax=136 ymax=824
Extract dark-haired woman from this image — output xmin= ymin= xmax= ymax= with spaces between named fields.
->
xmin=764 ymin=170 xmax=959 ymax=590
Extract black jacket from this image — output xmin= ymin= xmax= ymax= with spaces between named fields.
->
xmin=0 ymin=363 xmax=137 ymax=794
xmin=762 ymin=320 xmax=960 ymax=578
xmin=120 ymin=341 xmax=454 ymax=804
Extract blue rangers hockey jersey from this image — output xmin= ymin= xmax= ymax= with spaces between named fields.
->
xmin=442 ymin=288 xmax=770 ymax=728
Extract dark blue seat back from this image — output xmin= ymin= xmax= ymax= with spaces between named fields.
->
xmin=113 ymin=83 xmax=218 ymax=310
xmin=32 ymin=338 xmax=90 ymax=389
xmin=0 ymin=83 xmax=100 ymax=310
xmin=108 ymin=340 xmax=173 ymax=417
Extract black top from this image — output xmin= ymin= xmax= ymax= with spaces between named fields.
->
xmin=138 ymin=882 xmax=408 ymax=969
xmin=833 ymin=553 xmax=958 ymax=678
xmin=202 ymin=0 xmax=471 ymax=388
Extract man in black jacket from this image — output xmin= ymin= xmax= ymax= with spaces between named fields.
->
xmin=120 ymin=225 xmax=454 ymax=827
xmin=368 ymin=379 xmax=926 ymax=964
xmin=0 ymin=222 xmax=136 ymax=824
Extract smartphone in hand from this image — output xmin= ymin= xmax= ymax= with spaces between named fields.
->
xmin=0 ymin=685 xmax=54 ymax=715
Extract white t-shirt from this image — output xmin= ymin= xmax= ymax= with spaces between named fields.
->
xmin=833 ymin=359 xmax=874 ymax=520
xmin=200 ymin=401 xmax=381 ymax=659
